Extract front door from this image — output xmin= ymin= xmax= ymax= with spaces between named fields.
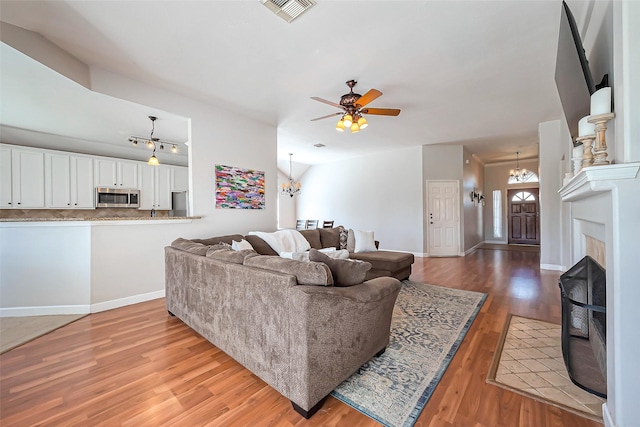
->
xmin=428 ymin=180 xmax=460 ymax=256
xmin=507 ymin=188 xmax=540 ymax=245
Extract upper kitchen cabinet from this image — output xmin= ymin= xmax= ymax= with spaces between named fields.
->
xmin=139 ymin=164 xmax=172 ymax=210
xmin=46 ymin=153 xmax=94 ymax=209
xmin=0 ymin=146 xmax=45 ymax=208
xmin=94 ymin=159 xmax=139 ymax=188
xmin=171 ymin=166 xmax=188 ymax=192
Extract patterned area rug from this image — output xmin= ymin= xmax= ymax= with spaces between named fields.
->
xmin=331 ymin=280 xmax=487 ymax=427
xmin=486 ymin=315 xmax=605 ymax=422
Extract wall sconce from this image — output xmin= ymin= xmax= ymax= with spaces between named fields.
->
xmin=470 ymin=189 xmax=485 ymax=206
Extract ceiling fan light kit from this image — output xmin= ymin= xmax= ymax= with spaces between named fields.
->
xmin=311 ymin=80 xmax=401 ymax=134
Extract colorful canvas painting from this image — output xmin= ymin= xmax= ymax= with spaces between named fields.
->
xmin=215 ymin=164 xmax=265 ymax=209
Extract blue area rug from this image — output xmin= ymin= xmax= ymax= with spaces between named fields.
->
xmin=331 ymin=280 xmax=487 ymax=427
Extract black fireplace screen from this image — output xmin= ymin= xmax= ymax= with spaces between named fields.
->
xmin=559 ymin=255 xmax=607 ymax=398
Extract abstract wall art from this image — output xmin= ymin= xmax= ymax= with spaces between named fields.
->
xmin=215 ymin=164 xmax=265 ymax=209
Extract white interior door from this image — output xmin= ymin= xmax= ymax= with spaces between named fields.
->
xmin=428 ymin=180 xmax=460 ymax=257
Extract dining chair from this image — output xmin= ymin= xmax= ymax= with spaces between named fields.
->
xmin=306 ymin=220 xmax=318 ymax=229
xmin=296 ymin=219 xmax=307 ymax=230
xmin=322 ymin=220 xmax=334 ymax=228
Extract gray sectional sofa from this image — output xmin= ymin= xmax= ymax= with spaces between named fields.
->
xmin=165 ymin=228 xmax=413 ymax=418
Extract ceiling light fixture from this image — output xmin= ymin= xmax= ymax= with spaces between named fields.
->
xmin=509 ymin=151 xmax=529 ymax=182
xmin=147 ymin=116 xmax=160 ymax=166
xmin=281 ymin=153 xmax=301 ymax=198
xmin=129 ymin=116 xmax=182 ymax=162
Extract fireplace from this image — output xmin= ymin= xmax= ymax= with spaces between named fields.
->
xmin=559 ymin=256 xmax=606 ymax=398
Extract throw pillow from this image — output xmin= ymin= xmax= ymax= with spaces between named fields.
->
xmin=347 ymin=229 xmax=355 ymax=252
xmin=243 ymin=235 xmax=279 ymax=255
xmin=318 ymin=227 xmax=340 ymax=249
xmin=231 ymin=239 xmax=254 ymax=251
xmin=338 ymin=226 xmax=348 ymax=250
xmin=309 ymin=248 xmax=371 ymax=287
xmin=299 ymin=229 xmax=322 ymax=249
xmin=354 ymin=230 xmax=377 ymax=253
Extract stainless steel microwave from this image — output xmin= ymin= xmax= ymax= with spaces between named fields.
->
xmin=95 ymin=187 xmax=140 ymax=208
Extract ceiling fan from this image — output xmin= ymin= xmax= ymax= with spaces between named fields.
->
xmin=310 ymin=80 xmax=401 ymax=133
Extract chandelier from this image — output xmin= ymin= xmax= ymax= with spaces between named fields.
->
xmin=128 ymin=116 xmax=179 ymax=166
xmin=281 ymin=153 xmax=301 ymax=197
xmin=509 ymin=151 xmax=529 ymax=182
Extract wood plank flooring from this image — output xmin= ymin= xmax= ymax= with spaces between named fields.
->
xmin=0 ymin=248 xmax=603 ymax=426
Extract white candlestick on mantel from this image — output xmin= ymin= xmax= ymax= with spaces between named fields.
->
xmin=590 ymin=87 xmax=612 ymax=115
xmin=578 ymin=115 xmax=595 ymax=137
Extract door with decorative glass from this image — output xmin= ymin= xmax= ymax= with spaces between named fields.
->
xmin=507 ymin=188 xmax=540 ymax=245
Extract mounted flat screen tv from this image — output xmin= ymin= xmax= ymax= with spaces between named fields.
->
xmin=554 ymin=1 xmax=598 ymax=140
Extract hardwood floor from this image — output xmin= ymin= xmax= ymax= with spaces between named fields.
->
xmin=0 ymin=248 xmax=603 ymax=426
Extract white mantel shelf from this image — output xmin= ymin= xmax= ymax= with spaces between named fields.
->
xmin=559 ymin=163 xmax=640 ymax=202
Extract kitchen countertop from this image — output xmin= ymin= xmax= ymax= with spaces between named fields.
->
xmin=0 ymin=216 xmax=201 ymax=222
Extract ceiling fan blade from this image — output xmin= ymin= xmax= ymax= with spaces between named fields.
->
xmin=310 ymin=112 xmax=342 ymax=121
xmin=310 ymin=97 xmax=343 ymax=109
xmin=355 ymin=89 xmax=383 ymax=108
xmin=362 ymin=108 xmax=401 ymax=116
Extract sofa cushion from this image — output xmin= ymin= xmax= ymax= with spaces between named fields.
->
xmin=309 ymin=248 xmax=371 ymax=287
xmin=170 ymin=238 xmax=210 ymax=256
xmin=349 ymin=250 xmax=414 ymax=273
xmin=206 ymin=247 xmax=257 ymax=264
xmin=244 ymin=255 xmax=333 ymax=286
xmin=192 ymin=234 xmax=244 ymax=246
xmin=244 ymin=235 xmax=279 ymax=256
xmin=318 ymin=227 xmax=340 ymax=249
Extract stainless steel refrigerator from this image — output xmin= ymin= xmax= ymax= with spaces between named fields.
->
xmin=170 ymin=191 xmax=188 ymax=217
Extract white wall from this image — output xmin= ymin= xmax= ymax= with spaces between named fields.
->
xmin=297 ymin=147 xmax=423 ymax=254
xmin=0 ymin=223 xmax=91 ymax=315
xmin=613 ymin=1 xmax=640 ymax=164
xmin=89 ymin=220 xmax=197 ymax=309
xmin=462 ymin=149 xmax=484 ymax=251
xmin=483 ymin=159 xmax=539 ymax=243
xmin=538 ymin=120 xmax=566 ymax=270
xmin=89 ymin=67 xmax=278 ymax=236
xmin=1 ymin=36 xmax=279 ymax=313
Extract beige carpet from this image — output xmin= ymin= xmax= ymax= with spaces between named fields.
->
xmin=486 ymin=314 xmax=605 ymax=422
xmin=0 ymin=314 xmax=86 ymax=354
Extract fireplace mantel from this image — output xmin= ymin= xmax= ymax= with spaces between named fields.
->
xmin=559 ymin=163 xmax=640 ymax=202
xmin=559 ymin=161 xmax=640 ymax=427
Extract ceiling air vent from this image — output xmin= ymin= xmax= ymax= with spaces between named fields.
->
xmin=313 ymin=143 xmax=326 ymax=148
xmin=260 ymin=0 xmax=316 ymax=23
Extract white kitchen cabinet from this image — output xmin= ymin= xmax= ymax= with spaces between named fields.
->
xmin=171 ymin=166 xmax=188 ymax=192
xmin=139 ymin=164 xmax=172 ymax=210
xmin=94 ymin=159 xmax=138 ymax=188
xmin=0 ymin=146 xmax=13 ymax=208
xmin=0 ymin=147 xmax=45 ymax=208
xmin=46 ymin=153 xmax=94 ymax=208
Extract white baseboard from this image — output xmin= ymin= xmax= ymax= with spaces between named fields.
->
xmin=91 ymin=290 xmax=165 ymax=313
xmin=540 ymin=263 xmax=566 ymax=271
xmin=0 ymin=305 xmax=90 ymax=317
xmin=463 ymin=242 xmax=484 ymax=256
xmin=602 ymin=403 xmax=615 ymax=427
xmin=483 ymin=239 xmax=508 ymax=244
xmin=379 ymin=248 xmax=427 ymax=258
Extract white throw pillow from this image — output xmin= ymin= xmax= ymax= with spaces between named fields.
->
xmin=231 ymin=239 xmax=254 ymax=251
xmin=354 ymin=230 xmax=377 ymax=253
